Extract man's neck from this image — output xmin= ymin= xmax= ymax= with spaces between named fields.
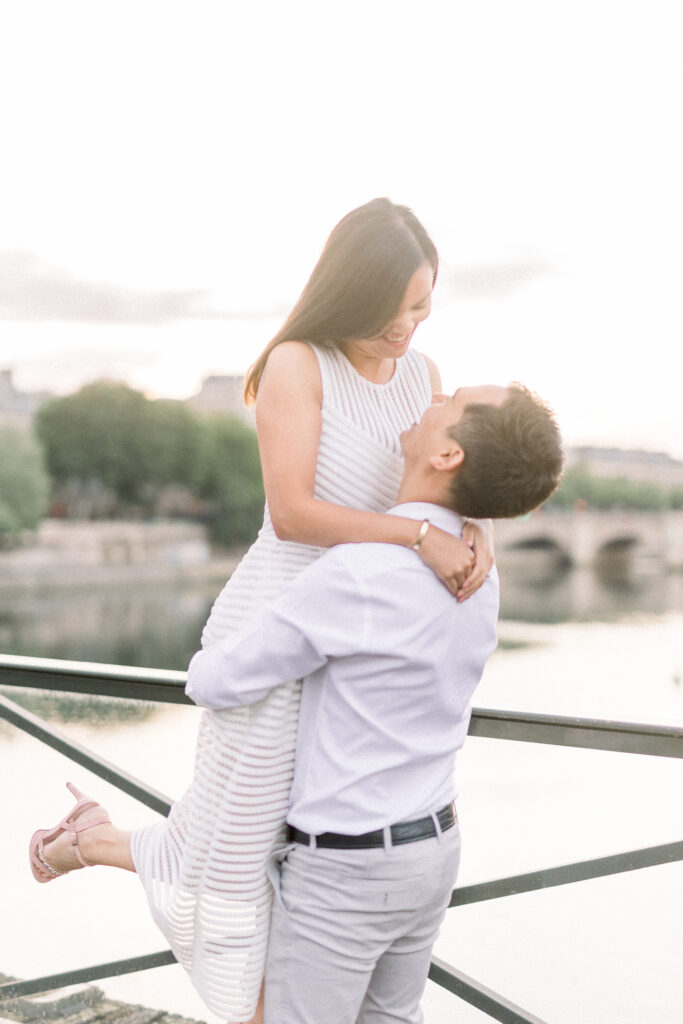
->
xmin=396 ymin=480 xmax=453 ymax=510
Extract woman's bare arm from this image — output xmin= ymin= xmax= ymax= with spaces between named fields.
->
xmin=256 ymin=341 xmax=477 ymax=594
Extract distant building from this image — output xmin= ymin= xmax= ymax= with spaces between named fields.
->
xmin=185 ymin=374 xmax=254 ymax=426
xmin=0 ymin=369 xmax=53 ymax=426
xmin=567 ymin=446 xmax=683 ymax=486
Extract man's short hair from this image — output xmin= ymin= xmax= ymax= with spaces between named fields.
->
xmin=447 ymin=383 xmax=564 ymax=519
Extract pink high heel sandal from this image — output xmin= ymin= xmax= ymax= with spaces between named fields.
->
xmin=29 ymin=782 xmax=111 ymax=883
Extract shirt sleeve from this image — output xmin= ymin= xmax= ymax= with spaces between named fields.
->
xmin=185 ymin=552 xmax=367 ymax=709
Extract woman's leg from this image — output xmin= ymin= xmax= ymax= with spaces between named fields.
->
xmin=252 ymin=982 xmax=264 ymax=1024
xmin=72 ymin=819 xmax=136 ymax=871
xmin=229 ymin=981 xmax=263 ymax=1024
xmin=31 ymin=789 xmax=136 ymax=878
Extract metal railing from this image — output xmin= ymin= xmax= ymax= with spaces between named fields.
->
xmin=0 ymin=652 xmax=681 ymax=1024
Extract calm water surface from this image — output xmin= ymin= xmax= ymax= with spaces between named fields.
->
xmin=1 ymin=563 xmax=682 ymax=1023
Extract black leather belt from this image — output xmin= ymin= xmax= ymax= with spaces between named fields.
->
xmin=287 ymin=802 xmax=457 ymax=850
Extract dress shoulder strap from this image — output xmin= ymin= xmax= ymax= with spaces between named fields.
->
xmin=306 ymin=343 xmax=336 ymax=402
xmin=307 ymin=343 xmax=360 ymax=411
xmin=398 ymin=348 xmax=433 ymax=404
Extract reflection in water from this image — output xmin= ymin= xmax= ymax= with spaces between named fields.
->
xmin=0 ymin=579 xmax=219 ymax=670
xmin=2 ymin=568 xmax=682 ymax=667
xmin=2 ymin=567 xmax=683 ymax=731
xmin=0 ymin=578 xmax=223 ymax=729
xmin=498 ymin=560 xmax=683 ymax=623
xmin=0 ymin=686 xmax=156 ymax=728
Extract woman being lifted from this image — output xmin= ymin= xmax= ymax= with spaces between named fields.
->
xmin=30 ymin=198 xmax=494 ymax=1024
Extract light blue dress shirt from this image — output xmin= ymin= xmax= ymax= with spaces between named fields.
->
xmin=186 ymin=502 xmax=499 ymax=835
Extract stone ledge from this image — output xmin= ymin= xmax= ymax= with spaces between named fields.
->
xmin=0 ymin=975 xmax=205 ymax=1024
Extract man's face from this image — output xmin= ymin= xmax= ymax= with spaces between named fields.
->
xmin=401 ymin=385 xmax=508 ymax=464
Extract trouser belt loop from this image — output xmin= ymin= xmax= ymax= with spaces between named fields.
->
xmin=430 ymin=810 xmax=443 ymax=843
xmin=382 ymin=824 xmax=393 ymax=851
xmin=309 ymin=832 xmax=317 ymax=850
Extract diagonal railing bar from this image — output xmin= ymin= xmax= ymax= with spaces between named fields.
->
xmin=0 ymin=653 xmax=191 ymax=705
xmin=428 ymin=956 xmax=550 ymax=1024
xmin=468 ymin=707 xmax=683 ymax=758
xmin=449 ymin=839 xmax=683 ymax=907
xmin=0 ymin=692 xmax=173 ymax=815
xmin=0 ymin=951 xmax=177 ymax=1001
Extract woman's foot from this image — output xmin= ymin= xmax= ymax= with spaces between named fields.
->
xmin=30 ymin=782 xmax=112 ymax=882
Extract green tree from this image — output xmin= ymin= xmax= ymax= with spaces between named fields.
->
xmin=34 ymin=380 xmax=264 ymax=540
xmin=35 ymin=382 xmax=206 ymax=514
xmin=36 ymin=381 xmax=151 ymax=503
xmin=144 ymin=399 xmax=204 ymax=490
xmin=670 ymin=487 xmax=683 ymax=510
xmin=138 ymin=398 xmax=205 ymax=507
xmin=549 ymin=462 xmax=670 ymax=511
xmin=0 ymin=424 xmax=50 ymax=541
xmin=197 ymin=414 xmax=264 ymax=545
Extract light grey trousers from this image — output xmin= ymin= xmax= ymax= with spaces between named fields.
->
xmin=264 ymin=823 xmax=461 ymax=1024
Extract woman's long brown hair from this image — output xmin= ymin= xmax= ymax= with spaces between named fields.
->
xmin=243 ymin=198 xmax=438 ymax=406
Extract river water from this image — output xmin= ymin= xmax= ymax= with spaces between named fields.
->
xmin=1 ymin=561 xmax=682 ymax=1023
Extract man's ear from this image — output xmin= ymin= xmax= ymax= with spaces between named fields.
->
xmin=429 ymin=440 xmax=465 ymax=473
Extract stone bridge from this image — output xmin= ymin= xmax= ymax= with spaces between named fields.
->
xmin=493 ymin=508 xmax=683 ymax=569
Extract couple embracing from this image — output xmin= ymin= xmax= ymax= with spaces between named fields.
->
xmin=30 ymin=199 xmax=563 ymax=1024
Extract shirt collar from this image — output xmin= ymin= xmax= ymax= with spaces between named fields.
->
xmin=387 ymin=501 xmax=465 ymax=539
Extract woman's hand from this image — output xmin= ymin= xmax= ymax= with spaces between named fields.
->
xmin=416 ymin=519 xmax=495 ymax=601
xmin=416 ymin=525 xmax=476 ymax=598
xmin=458 ymin=519 xmax=495 ymax=601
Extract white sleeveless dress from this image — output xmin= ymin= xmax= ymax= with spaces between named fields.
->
xmin=130 ymin=345 xmax=432 ymax=1020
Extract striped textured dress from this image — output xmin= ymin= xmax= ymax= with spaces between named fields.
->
xmin=130 ymin=344 xmax=432 ymax=1019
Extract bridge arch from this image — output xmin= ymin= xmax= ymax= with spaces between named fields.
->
xmin=493 ymin=509 xmax=683 ymax=570
xmin=506 ymin=535 xmax=571 ymax=567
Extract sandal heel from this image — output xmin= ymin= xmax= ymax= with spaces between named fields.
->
xmin=29 ymin=782 xmax=111 ymax=884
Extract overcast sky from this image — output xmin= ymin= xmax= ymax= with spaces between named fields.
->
xmin=2 ymin=1 xmax=682 ymax=455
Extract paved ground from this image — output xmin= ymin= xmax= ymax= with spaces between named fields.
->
xmin=0 ymin=975 xmax=205 ymax=1024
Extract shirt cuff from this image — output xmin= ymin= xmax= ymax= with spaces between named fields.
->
xmin=185 ymin=649 xmax=205 ymax=703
